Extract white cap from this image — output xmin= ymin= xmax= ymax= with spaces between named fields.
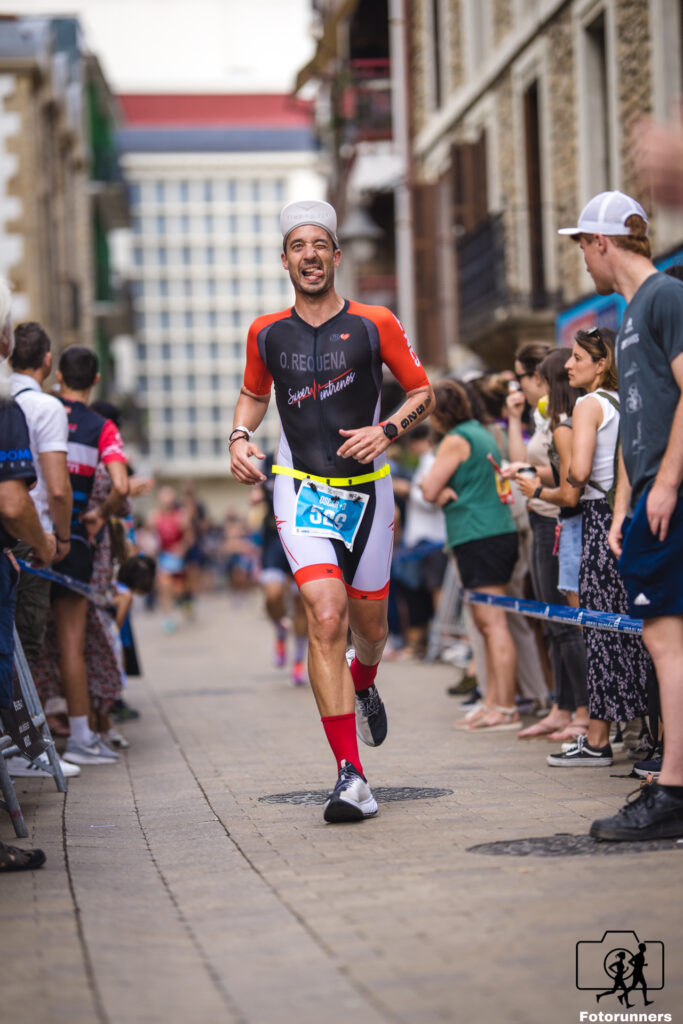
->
xmin=280 ymin=200 xmax=339 ymax=248
xmin=558 ymin=190 xmax=648 ymax=237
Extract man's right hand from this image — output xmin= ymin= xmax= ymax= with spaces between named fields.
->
xmin=230 ymin=438 xmax=267 ymax=484
xmin=607 ymin=517 xmax=625 ymax=559
xmin=53 ymin=537 xmax=71 ymax=564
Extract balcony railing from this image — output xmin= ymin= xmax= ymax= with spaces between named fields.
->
xmin=339 ymin=58 xmax=392 ymax=144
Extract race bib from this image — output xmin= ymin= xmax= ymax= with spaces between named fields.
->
xmin=293 ymin=480 xmax=369 ymax=551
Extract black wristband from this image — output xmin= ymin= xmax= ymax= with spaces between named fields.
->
xmin=55 ymin=534 xmax=70 ymax=543
xmin=228 ymin=432 xmax=249 ymax=449
xmin=533 ymin=486 xmax=543 ymax=499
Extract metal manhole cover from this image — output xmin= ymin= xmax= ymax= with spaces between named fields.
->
xmin=260 ymin=786 xmax=454 ymax=806
xmin=467 ymin=834 xmax=683 ymax=857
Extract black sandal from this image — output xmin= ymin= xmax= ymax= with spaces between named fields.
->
xmin=0 ymin=841 xmax=46 ymax=872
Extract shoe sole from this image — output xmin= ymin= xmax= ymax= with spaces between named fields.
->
xmin=633 ymin=768 xmax=662 ymax=779
xmin=547 ymin=757 xmax=613 ymax=767
xmin=62 ymin=754 xmax=119 ymax=766
xmin=323 ymin=796 xmax=378 ymax=823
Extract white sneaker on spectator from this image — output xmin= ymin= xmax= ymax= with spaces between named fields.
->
xmin=63 ymin=736 xmax=120 ymax=765
xmin=6 ymin=753 xmax=81 ymax=778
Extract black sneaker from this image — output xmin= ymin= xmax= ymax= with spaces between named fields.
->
xmin=590 ymin=783 xmax=683 ymax=841
xmin=355 ymin=684 xmax=388 ymax=747
xmin=111 ymin=699 xmax=140 ymax=723
xmin=633 ymin=748 xmax=663 ymax=779
xmin=547 ymin=735 xmax=613 ymax=767
xmin=323 ymin=760 xmax=378 ymax=823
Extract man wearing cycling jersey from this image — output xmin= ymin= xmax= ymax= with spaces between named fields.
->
xmin=230 ymin=200 xmax=433 ymax=823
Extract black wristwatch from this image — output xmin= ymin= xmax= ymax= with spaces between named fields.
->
xmin=381 ymin=421 xmax=398 ymax=443
xmin=533 ymin=485 xmax=543 ymax=499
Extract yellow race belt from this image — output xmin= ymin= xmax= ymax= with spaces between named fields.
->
xmin=271 ymin=463 xmax=390 ymax=487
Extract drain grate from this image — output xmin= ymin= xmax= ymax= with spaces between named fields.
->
xmin=260 ymin=786 xmax=454 ymax=806
xmin=467 ymin=833 xmax=683 ymax=857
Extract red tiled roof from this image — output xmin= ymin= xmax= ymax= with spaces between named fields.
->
xmin=118 ymin=94 xmax=313 ymax=128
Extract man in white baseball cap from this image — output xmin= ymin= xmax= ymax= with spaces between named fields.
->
xmin=279 ymin=199 xmax=339 ymax=250
xmin=559 ymin=192 xmax=683 ymax=842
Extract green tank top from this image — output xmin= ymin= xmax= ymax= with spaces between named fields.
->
xmin=443 ymin=419 xmax=516 ymax=548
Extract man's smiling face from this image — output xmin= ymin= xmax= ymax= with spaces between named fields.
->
xmin=282 ymin=225 xmax=341 ymax=297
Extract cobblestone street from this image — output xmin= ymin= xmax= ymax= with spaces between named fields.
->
xmin=3 ymin=591 xmax=681 ymax=1024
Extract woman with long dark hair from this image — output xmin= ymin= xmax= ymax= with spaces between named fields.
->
xmin=514 ymin=347 xmax=589 ymax=741
xmin=422 ymin=380 xmax=520 ymax=730
xmin=546 ymin=327 xmax=651 ymax=766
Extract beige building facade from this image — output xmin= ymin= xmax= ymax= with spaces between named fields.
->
xmin=408 ymin=0 xmax=683 ymax=365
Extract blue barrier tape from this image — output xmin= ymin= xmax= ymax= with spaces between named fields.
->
xmin=15 ymin=558 xmax=110 ymax=608
xmin=462 ymin=589 xmax=643 ymax=635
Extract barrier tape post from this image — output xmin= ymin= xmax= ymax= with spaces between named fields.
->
xmin=462 ymin=589 xmax=643 ymax=636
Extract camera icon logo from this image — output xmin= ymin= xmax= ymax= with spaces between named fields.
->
xmin=576 ymin=931 xmax=664 ymax=1006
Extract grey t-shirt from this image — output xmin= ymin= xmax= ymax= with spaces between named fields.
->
xmin=616 ymin=272 xmax=683 ymax=507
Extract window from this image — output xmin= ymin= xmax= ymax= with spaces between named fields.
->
xmin=227 ymin=180 xmax=237 ymax=201
xmin=212 ymin=437 xmax=222 ymax=455
xmin=157 ymin=247 xmax=167 ymax=267
xmin=187 ymin=374 xmax=196 ymax=391
xmin=188 ymin=407 xmax=197 ymax=423
xmin=208 ymin=311 xmax=218 ymax=329
xmin=163 ymin=407 xmax=173 ymax=423
xmin=189 ymin=438 xmax=198 ymax=456
xmin=136 ymin=344 xmax=147 ymax=361
xmin=205 ymin=214 xmax=213 ymax=234
xmin=185 ymin=341 xmax=194 ymax=358
xmin=134 ymin=248 xmax=143 ymax=266
xmin=207 ymin=279 xmax=216 ymax=297
xmin=204 ymin=181 xmax=213 ymax=202
xmin=161 ymin=311 xmax=170 ymax=329
xmin=185 ymin=311 xmax=194 ymax=328
xmin=253 ymin=214 xmax=262 ymax=232
xmin=180 ymin=181 xmax=189 ymax=202
xmin=209 ymin=340 xmax=219 ymax=357
xmin=181 ymin=213 xmax=190 ymax=233
xmin=135 ymin=312 xmax=146 ymax=330
xmin=128 ymin=183 xmax=141 ymax=205
xmin=155 ymin=182 xmax=165 ymax=202
xmin=211 ymin=405 xmax=221 ymax=422
xmin=161 ymin=343 xmax=171 ymax=360
xmin=162 ymin=375 xmax=172 ymax=392
xmin=210 ymin=375 xmax=220 ymax=391
xmin=274 ymin=179 xmax=285 ymax=201
xmin=137 ymin=375 xmax=147 ymax=392
xmin=254 ymin=247 xmax=263 ymax=265
xmin=156 ymin=215 xmax=166 ymax=234
xmin=164 ymin=438 xmax=174 ymax=457
xmin=207 ymin=246 xmax=215 ymax=265
xmin=159 ymin=280 xmax=169 ymax=298
xmin=183 ymin=278 xmax=192 ymax=297
xmin=252 ymin=181 xmax=261 ymax=201
xmin=581 ymin=10 xmax=612 ymax=195
xmin=182 ymin=246 xmax=191 ymax=266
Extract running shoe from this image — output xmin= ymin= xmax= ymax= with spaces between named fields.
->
xmin=355 ymin=684 xmax=388 ymax=747
xmin=323 ymin=760 xmax=378 ymax=823
xmin=547 ymin=735 xmax=613 ymax=767
xmin=6 ymin=753 xmax=81 ymax=778
xmin=291 ymin=661 xmax=307 ymax=686
xmin=62 ymin=736 xmax=120 ymax=766
xmin=103 ymin=727 xmax=130 ymax=749
xmin=590 ymin=783 xmax=683 ymax=841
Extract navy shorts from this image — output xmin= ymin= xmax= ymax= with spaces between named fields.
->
xmin=51 ymin=537 xmax=94 ymax=600
xmin=619 ymin=486 xmax=683 ymax=619
xmin=451 ymin=531 xmax=519 ymax=590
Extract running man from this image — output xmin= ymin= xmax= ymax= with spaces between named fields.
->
xmin=230 ymin=200 xmax=433 ymax=822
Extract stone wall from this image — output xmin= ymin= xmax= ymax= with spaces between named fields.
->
xmin=615 ymin=0 xmax=652 ymax=200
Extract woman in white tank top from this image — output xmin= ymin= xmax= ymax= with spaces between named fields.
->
xmin=548 ymin=328 xmax=651 ymax=767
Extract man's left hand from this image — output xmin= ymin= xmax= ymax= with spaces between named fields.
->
xmin=337 ymin=425 xmax=389 ymax=464
xmin=646 ymin=479 xmax=678 ymax=541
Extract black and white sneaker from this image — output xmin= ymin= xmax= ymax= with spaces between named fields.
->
xmin=547 ymin=734 xmax=613 ymax=767
xmin=323 ymin=760 xmax=378 ymax=823
xmin=355 ymin=685 xmax=388 ymax=747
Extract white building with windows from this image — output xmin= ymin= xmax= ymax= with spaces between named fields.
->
xmin=117 ymin=94 xmax=325 ymax=479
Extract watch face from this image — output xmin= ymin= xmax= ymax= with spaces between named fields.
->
xmin=383 ymin=422 xmax=398 ymax=440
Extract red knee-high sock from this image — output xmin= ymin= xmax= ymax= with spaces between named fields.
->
xmin=350 ymin=656 xmax=378 ymax=693
xmin=321 ymin=713 xmax=363 ymax=775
